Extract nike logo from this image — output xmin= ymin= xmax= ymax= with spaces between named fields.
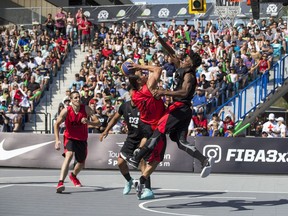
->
xmin=116 ymin=142 xmax=124 ymax=147
xmin=0 ymin=139 xmax=54 ymax=160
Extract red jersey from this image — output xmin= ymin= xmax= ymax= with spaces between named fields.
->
xmin=132 ymin=84 xmax=165 ymax=130
xmin=64 ymin=105 xmax=88 ymax=141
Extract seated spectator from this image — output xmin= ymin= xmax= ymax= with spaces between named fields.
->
xmin=205 ymin=80 xmax=219 ymax=113
xmin=70 ymin=73 xmax=84 ymax=91
xmin=93 ymin=105 xmax=108 ymax=133
xmin=192 ymin=87 xmax=207 ymax=114
xmin=224 ymin=124 xmax=234 ymax=137
xmin=262 ymin=113 xmax=279 ymax=137
xmin=188 ymin=108 xmax=208 ymax=136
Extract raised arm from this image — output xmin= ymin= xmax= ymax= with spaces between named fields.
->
xmin=156 ymin=72 xmax=195 ymax=98
xmin=131 ymin=63 xmax=162 ymax=91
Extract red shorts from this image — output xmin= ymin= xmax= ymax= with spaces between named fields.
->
xmin=146 ymin=134 xmax=167 ymax=163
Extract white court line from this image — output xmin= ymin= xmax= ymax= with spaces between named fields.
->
xmin=139 ymin=196 xmax=256 ymax=216
xmin=157 ymin=188 xmax=288 ymax=194
xmin=0 ymin=184 xmax=14 ymax=189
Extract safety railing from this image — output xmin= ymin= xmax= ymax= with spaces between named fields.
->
xmin=212 ymin=54 xmax=288 ymax=122
xmin=21 ymin=112 xmax=52 ymax=134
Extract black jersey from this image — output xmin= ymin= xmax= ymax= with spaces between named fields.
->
xmin=118 ymin=101 xmax=152 ymax=142
xmin=173 ymin=67 xmax=197 ymax=104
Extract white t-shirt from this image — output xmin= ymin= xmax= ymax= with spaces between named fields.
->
xmin=262 ymin=120 xmax=278 ymax=137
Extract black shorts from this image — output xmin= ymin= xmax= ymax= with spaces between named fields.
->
xmin=63 ymin=138 xmax=87 ymax=163
xmin=120 ymin=139 xmax=139 ymax=158
xmin=157 ymin=102 xmax=192 ymax=140
xmin=120 ymin=122 xmax=153 ymax=158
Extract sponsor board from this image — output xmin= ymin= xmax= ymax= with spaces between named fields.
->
xmin=195 ymin=137 xmax=288 ymax=174
xmin=1 ymin=133 xmax=287 ymax=174
xmin=0 ymin=133 xmax=193 ymax=172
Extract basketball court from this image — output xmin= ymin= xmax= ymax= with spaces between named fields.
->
xmin=1 ymin=168 xmax=288 ymax=216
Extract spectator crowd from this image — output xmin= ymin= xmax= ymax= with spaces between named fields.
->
xmin=1 ymin=7 xmax=287 ymax=137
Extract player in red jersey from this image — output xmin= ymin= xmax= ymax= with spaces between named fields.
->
xmin=54 ymin=91 xmax=100 ymax=193
xmin=128 ymin=27 xmax=213 ymax=179
xmin=127 ymin=64 xmax=167 ymax=199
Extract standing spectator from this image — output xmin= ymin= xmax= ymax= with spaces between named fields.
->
xmin=275 ymin=117 xmax=287 ymax=138
xmin=66 ymin=12 xmax=75 ymax=43
xmin=81 ymin=15 xmax=93 ymax=52
xmin=43 ymin=13 xmax=55 ymax=38
xmin=55 ymin=7 xmax=66 ymax=36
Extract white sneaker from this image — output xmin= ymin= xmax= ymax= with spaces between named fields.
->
xmin=200 ymin=157 xmax=214 ymax=178
xmin=133 ymin=179 xmax=144 ymax=198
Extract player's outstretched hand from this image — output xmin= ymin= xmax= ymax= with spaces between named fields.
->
xmin=128 ymin=62 xmax=140 ymax=70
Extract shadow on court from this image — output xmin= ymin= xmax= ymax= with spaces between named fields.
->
xmin=150 ymin=198 xmax=288 ymax=212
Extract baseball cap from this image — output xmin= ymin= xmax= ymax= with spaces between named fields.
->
xmin=268 ymin=113 xmax=275 ymax=120
xmin=96 ymin=105 xmax=102 ymax=110
xmin=89 ymin=99 xmax=96 ymax=105
xmin=276 ymin=117 xmax=284 ymax=122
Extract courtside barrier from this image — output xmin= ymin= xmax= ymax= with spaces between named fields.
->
xmin=1 ymin=133 xmax=287 ymax=174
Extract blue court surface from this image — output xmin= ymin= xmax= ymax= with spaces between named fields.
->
xmin=1 ymin=168 xmax=288 ymax=216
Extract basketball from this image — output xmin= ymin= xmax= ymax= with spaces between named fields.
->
xmin=120 ymin=59 xmax=135 ymax=76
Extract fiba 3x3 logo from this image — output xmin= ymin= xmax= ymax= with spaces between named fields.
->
xmin=203 ymin=144 xmax=288 ymax=163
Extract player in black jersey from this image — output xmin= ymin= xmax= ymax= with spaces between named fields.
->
xmin=127 ymin=27 xmax=213 ymax=179
xmin=99 ymin=88 xmax=165 ymax=200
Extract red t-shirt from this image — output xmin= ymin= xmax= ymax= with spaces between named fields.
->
xmin=64 ymin=105 xmax=88 ymax=141
xmin=132 ymin=84 xmax=165 ymax=130
xmin=82 ymin=20 xmax=92 ymax=35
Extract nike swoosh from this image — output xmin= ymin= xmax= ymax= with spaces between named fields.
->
xmin=0 ymin=139 xmax=54 ymax=160
xmin=116 ymin=142 xmax=124 ymax=147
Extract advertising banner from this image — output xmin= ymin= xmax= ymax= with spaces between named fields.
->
xmin=195 ymin=137 xmax=288 ymax=174
xmin=0 ymin=133 xmax=193 ymax=172
xmin=79 ymin=4 xmax=212 ymax=23
xmin=1 ymin=133 xmax=288 ymax=174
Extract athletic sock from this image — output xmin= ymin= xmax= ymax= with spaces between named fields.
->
xmin=144 ymin=177 xmax=151 ymax=189
xmin=123 ymin=173 xmax=132 ymax=182
xmin=139 ymin=175 xmax=147 ymax=185
xmin=193 ymin=150 xmax=207 ymax=164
